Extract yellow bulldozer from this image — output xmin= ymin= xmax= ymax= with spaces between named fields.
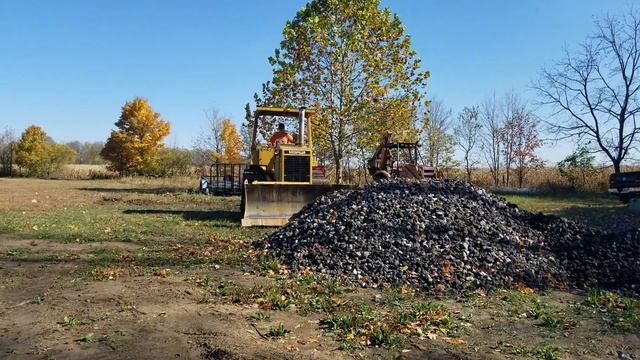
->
xmin=240 ymin=107 xmax=344 ymax=226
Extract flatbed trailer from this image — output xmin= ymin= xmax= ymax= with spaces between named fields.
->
xmin=608 ymin=171 xmax=640 ymax=202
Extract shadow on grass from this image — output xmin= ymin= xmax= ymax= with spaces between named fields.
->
xmin=496 ymin=189 xmax=617 ymax=203
xmin=554 ymin=205 xmax=640 ymax=232
xmin=79 ymin=187 xmax=188 ymax=194
xmin=123 ymin=209 xmax=240 ymax=222
xmin=0 ymin=252 xmax=216 ymax=270
xmin=498 ymin=190 xmax=640 ymax=231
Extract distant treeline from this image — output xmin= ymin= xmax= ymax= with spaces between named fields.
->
xmin=63 ymin=141 xmax=105 ymax=164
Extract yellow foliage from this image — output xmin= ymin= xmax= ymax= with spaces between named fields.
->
xmin=220 ymin=119 xmax=242 ymax=163
xmin=15 ymin=125 xmax=76 ymax=177
xmin=15 ymin=125 xmax=48 ymax=174
xmin=101 ymin=97 xmax=170 ymax=174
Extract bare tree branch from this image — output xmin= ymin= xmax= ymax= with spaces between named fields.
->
xmin=534 ymin=7 xmax=640 ymax=173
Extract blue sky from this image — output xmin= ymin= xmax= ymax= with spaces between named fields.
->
xmin=0 ymin=0 xmax=630 ymax=162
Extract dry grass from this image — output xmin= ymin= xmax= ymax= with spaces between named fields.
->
xmin=50 ymin=164 xmax=118 ymax=180
xmin=339 ymin=165 xmax=635 ymax=191
xmin=0 ymin=176 xmax=198 ymax=213
xmin=115 ymin=175 xmax=198 ymax=189
xmin=463 ymin=167 xmax=611 ymax=191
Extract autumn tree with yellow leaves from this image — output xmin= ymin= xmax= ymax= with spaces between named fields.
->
xmin=193 ymin=110 xmax=244 ymax=165
xmin=220 ymin=118 xmax=242 ymax=163
xmin=15 ymin=125 xmax=76 ymax=177
xmin=101 ymin=97 xmax=170 ymax=174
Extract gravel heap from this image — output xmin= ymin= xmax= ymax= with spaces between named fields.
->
xmin=256 ymin=179 xmax=639 ymax=293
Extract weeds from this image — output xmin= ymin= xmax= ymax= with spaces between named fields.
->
xmin=266 ymin=323 xmax=289 ymax=338
xmin=250 ymin=311 xmax=271 ymax=322
xmin=584 ymin=289 xmax=640 ymax=332
xmin=531 ymin=344 xmax=560 ymax=360
xmin=320 ymin=298 xmax=465 ymax=349
xmin=530 ymin=298 xmax=548 ymax=319
xmin=384 ymin=287 xmax=404 ymax=308
xmin=209 ymin=275 xmax=346 ymax=315
xmin=541 ymin=315 xmax=562 ymax=329
xmin=59 ymin=315 xmax=86 ymax=328
xmin=118 ymin=301 xmax=137 ymax=312
xmin=540 ymin=313 xmax=578 ymax=331
xmin=321 ymin=310 xmax=408 ymax=348
xmin=370 ymin=326 xmax=406 ymax=347
xmin=98 ymin=329 xmax=128 ymax=351
xmin=198 ymin=274 xmax=213 ymax=287
xmin=512 ymin=345 xmax=531 ymax=356
xmin=78 ymin=333 xmax=96 ymax=343
xmin=257 ymin=257 xmax=280 ymax=276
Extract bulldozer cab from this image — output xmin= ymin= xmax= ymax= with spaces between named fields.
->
xmin=241 ymin=107 xmax=342 ymax=227
xmin=248 ymin=107 xmax=316 ymax=181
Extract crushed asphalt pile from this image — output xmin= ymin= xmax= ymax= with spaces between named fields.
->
xmin=256 ymin=179 xmax=639 ymax=293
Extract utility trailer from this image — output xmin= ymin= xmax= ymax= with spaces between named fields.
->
xmin=199 ymin=163 xmax=247 ymax=196
xmin=609 ymin=171 xmax=640 ymax=203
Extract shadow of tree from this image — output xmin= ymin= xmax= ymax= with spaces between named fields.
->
xmin=553 ymin=205 xmax=640 ymax=232
xmin=123 ymin=209 xmax=240 ymax=222
xmin=78 ymin=187 xmax=189 ymax=194
xmin=0 ymin=252 xmax=216 ymax=269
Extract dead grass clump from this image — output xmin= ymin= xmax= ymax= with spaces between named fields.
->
xmin=54 ymin=164 xmax=118 ymax=180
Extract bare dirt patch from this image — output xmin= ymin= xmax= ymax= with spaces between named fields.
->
xmin=0 ymin=236 xmax=140 ymax=253
xmin=0 ymin=178 xmax=638 ymax=360
xmin=0 ymin=257 xmax=348 ymax=360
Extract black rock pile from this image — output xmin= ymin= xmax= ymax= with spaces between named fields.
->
xmin=256 ymin=179 xmax=640 ymax=293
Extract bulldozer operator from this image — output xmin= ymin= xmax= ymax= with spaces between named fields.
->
xmin=269 ymin=123 xmax=294 ymax=146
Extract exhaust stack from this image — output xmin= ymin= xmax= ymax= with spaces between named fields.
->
xmin=299 ymin=107 xmax=306 ymax=147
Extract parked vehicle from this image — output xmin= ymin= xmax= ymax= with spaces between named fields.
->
xmin=608 ymin=171 xmax=640 ymax=202
xmin=367 ymin=132 xmax=436 ymax=180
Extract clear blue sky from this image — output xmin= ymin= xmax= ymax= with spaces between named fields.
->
xmin=0 ymin=0 xmax=629 ymax=162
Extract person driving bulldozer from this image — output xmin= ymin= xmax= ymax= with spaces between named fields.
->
xmin=269 ymin=123 xmax=294 ymax=146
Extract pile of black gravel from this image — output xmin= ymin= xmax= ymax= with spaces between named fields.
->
xmin=256 ymin=179 xmax=640 ymax=294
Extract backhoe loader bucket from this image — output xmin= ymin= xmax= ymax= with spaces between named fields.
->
xmin=241 ymin=183 xmax=345 ymax=227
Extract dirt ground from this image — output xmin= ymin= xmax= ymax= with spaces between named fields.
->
xmin=0 ymin=178 xmax=638 ymax=360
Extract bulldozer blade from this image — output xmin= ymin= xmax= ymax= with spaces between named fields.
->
xmin=242 ymin=183 xmax=348 ymax=227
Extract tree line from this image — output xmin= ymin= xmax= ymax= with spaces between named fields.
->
xmin=420 ymin=94 xmax=542 ymax=188
xmin=3 ymin=1 xmax=638 ymax=186
xmin=1 ymin=97 xmax=244 ymax=178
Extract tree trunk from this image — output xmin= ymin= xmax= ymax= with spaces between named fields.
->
xmin=505 ymin=167 xmax=510 ymax=187
xmin=335 ymin=157 xmax=343 ymax=184
xmin=494 ymin=144 xmax=500 ymax=186
xmin=613 ymin=160 xmax=622 ymax=174
xmin=465 ymin=155 xmax=471 ymax=182
xmin=517 ymin=169 xmax=523 ymax=188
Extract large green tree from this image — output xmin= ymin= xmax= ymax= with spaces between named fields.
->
xmin=258 ymin=0 xmax=429 ymax=183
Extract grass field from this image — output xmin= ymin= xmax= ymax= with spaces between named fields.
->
xmin=501 ymin=191 xmax=640 ymax=231
xmin=0 ymin=177 xmax=638 ymax=360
